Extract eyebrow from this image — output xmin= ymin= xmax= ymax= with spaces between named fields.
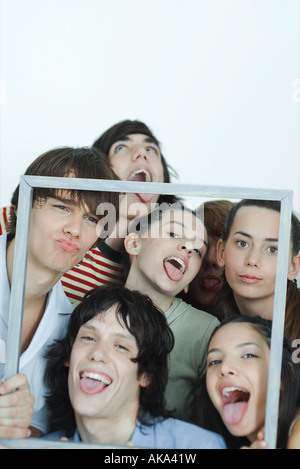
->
xmin=54 ymin=196 xmax=78 ymax=206
xmin=234 ymin=230 xmax=278 ymax=243
xmin=54 ymin=196 xmax=97 ymax=216
xmin=207 ymin=342 xmax=263 ymax=355
xmin=80 ymin=323 xmax=135 ymax=342
xmin=114 ymin=136 xmax=158 ymax=146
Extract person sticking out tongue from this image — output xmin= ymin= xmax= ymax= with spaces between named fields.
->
xmin=124 ymin=203 xmax=220 ymax=421
xmin=187 ymin=315 xmax=300 ymax=449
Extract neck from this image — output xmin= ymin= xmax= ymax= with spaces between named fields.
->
xmin=6 ymin=237 xmax=61 ymax=306
xmin=234 ymin=292 xmax=274 ymax=321
xmin=76 ymin=412 xmax=138 ymax=447
xmin=125 ymin=268 xmax=173 ymax=313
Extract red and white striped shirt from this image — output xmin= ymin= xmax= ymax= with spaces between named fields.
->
xmin=0 ymin=206 xmax=124 ymax=306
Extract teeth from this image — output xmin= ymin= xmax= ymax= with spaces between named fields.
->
xmin=81 ymin=371 xmax=112 ymax=385
xmin=129 ymin=169 xmax=152 ymax=182
xmin=164 ymin=256 xmax=186 ymax=273
xmin=222 ymin=386 xmax=248 ymax=397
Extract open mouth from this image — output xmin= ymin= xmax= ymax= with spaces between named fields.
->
xmin=221 ymin=386 xmax=250 ymax=426
xmin=128 ymin=169 xmax=152 ymax=183
xmin=79 ymin=371 xmax=112 ymax=395
xmin=163 ymin=256 xmax=186 ymax=281
xmin=128 ymin=169 xmax=153 ymax=204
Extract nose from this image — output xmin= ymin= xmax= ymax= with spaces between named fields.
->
xmin=220 ymin=360 xmax=238 ymax=377
xmin=178 ymin=241 xmax=194 ymax=257
xmin=89 ymin=342 xmax=108 ymax=363
xmin=245 ymin=247 xmax=261 ymax=267
xmin=132 ymin=145 xmax=148 ymax=162
xmin=62 ymin=213 xmax=82 ymax=239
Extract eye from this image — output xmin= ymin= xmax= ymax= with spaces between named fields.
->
xmin=207 ymin=358 xmax=221 ymax=367
xmin=236 ymin=240 xmax=249 ymax=248
xmin=146 ymin=146 xmax=159 ymax=155
xmin=242 ymin=353 xmax=257 ymax=359
xmin=81 ymin=335 xmax=95 ymax=342
xmin=86 ymin=215 xmax=98 ymax=224
xmin=115 ymin=144 xmax=126 ymax=152
xmin=169 ymin=232 xmax=179 ymax=239
xmin=53 ymin=204 xmax=69 ymax=211
xmin=115 ymin=343 xmax=129 ymax=352
xmin=267 ymin=246 xmax=278 ymax=254
xmin=193 ymin=248 xmax=202 ymax=257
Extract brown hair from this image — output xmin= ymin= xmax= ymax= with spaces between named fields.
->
xmin=8 ymin=146 xmax=120 ymax=238
xmin=203 ymin=200 xmax=236 ymax=238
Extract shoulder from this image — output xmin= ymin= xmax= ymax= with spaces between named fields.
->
xmin=135 ymin=417 xmax=226 ymax=449
xmin=168 ymin=298 xmax=220 ymax=329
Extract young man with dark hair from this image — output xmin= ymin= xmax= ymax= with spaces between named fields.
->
xmin=43 ymin=285 xmax=226 ymax=449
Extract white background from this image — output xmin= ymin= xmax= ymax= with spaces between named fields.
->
xmin=0 ymin=0 xmax=299 ymax=213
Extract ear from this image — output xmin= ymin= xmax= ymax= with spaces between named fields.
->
xmin=124 ymin=232 xmax=141 ymax=256
xmin=183 ymin=285 xmax=189 ymax=294
xmin=287 ymin=253 xmax=300 ymax=281
xmin=216 ymin=239 xmax=226 ymax=267
xmin=138 ymin=372 xmax=150 ymax=388
xmin=64 ymin=359 xmax=70 ymax=367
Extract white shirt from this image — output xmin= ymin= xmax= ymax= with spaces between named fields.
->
xmin=0 ymin=233 xmax=74 ymax=433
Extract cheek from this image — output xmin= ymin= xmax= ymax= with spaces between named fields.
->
xmin=155 ymin=163 xmax=165 ymax=183
xmin=109 ymin=155 xmax=125 ymax=179
xmin=206 ymin=372 xmax=217 ymax=403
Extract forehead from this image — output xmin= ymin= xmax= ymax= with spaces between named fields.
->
xmin=231 ymin=206 xmax=280 ymax=233
xmin=53 ymin=190 xmax=97 ymax=214
xmin=209 ymin=323 xmax=266 ymax=350
xmin=80 ymin=305 xmax=136 ymax=341
xmin=113 ymin=133 xmax=159 ymax=147
xmin=161 ymin=209 xmax=206 ymax=238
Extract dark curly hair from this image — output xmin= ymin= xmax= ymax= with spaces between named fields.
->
xmin=44 ymin=285 xmax=174 ymax=436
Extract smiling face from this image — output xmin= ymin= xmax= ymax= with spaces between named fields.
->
xmin=27 ymin=194 xmax=99 ymax=277
xmin=108 ymin=133 xmax=165 ymax=211
xmin=206 ymin=322 xmax=270 ymax=442
xmin=66 ymin=304 xmax=147 ymax=426
xmin=125 ymin=209 xmax=208 ymax=305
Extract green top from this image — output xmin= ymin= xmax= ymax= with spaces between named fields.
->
xmin=164 ymin=297 xmax=220 ymax=421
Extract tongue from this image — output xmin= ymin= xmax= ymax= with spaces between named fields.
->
xmin=223 ymin=401 xmax=248 ymax=425
xmin=80 ymin=377 xmax=107 ymax=395
xmin=164 ymin=260 xmax=184 ymax=281
xmin=202 ymin=278 xmax=221 ymax=291
xmin=129 ymin=174 xmax=153 ymax=204
xmin=136 ymin=193 xmax=153 ymax=203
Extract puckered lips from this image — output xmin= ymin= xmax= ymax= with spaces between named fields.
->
xmin=128 ymin=168 xmax=153 ymax=204
xmin=163 ymin=256 xmax=187 ymax=281
xmin=57 ymin=237 xmax=80 ymax=253
xmin=220 ymin=385 xmax=250 ymax=426
xmin=79 ymin=370 xmax=112 ymax=395
xmin=239 ymin=274 xmax=262 ymax=285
